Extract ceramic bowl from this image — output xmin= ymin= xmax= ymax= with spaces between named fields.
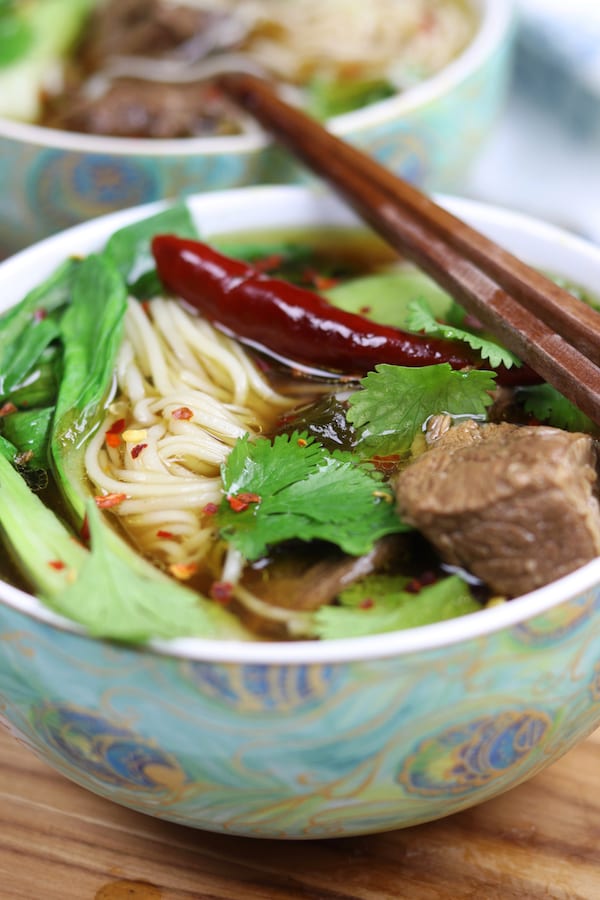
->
xmin=0 ymin=0 xmax=515 ymax=256
xmin=1 ymin=185 xmax=600 ymax=840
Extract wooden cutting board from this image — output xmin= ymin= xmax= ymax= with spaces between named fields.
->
xmin=1 ymin=725 xmax=599 ymax=900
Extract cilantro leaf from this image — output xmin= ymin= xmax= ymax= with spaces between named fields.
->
xmin=218 ymin=432 xmax=409 ymax=560
xmin=313 ymin=574 xmax=480 ymax=639
xmin=519 ymin=383 xmax=597 ymax=433
xmin=406 ymin=297 xmax=521 ymax=369
xmin=347 ymin=364 xmax=496 ymax=456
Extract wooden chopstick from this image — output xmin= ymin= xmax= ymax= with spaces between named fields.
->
xmin=218 ymin=72 xmax=600 ymax=426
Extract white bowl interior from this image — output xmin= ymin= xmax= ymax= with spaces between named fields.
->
xmin=1 ymin=184 xmax=599 ymax=665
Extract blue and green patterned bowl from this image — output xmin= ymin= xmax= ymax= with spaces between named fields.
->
xmin=0 ymin=0 xmax=514 ymax=256
xmin=2 ymin=187 xmax=600 ymax=839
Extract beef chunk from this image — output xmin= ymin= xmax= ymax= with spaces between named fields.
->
xmin=40 ymin=0 xmax=245 ymax=138
xmin=235 ymin=534 xmax=410 ymax=639
xmin=394 ymin=420 xmax=600 ymax=597
xmin=77 ymin=0 xmax=221 ymax=71
xmin=43 ymin=79 xmax=240 ymax=138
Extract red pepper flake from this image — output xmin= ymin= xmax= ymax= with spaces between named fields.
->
xmin=359 ymin=597 xmax=375 ymax=609
xmin=169 ymin=562 xmax=198 ymax=581
xmin=131 ymin=442 xmax=147 ymax=459
xmin=156 ymin=529 xmax=175 ymax=539
xmin=0 ymin=401 xmax=17 ymax=417
xmin=297 ymin=437 xmax=308 ymax=447
xmin=276 ymin=412 xmax=295 ymax=428
xmin=301 ymin=266 xmax=319 ymax=286
xmin=200 ymin=83 xmax=225 ymax=104
xmin=48 ymin=560 xmax=66 ymax=570
xmin=172 ymin=406 xmax=194 ymax=420
xmin=33 ymin=308 xmax=48 ymax=322
xmin=359 ymin=305 xmax=372 ymax=315
xmin=94 ymin=492 xmax=127 ymax=509
xmin=420 ymin=10 xmax=437 ymax=32
xmin=210 ymin=581 xmax=234 ymax=604
xmin=202 ymin=502 xmax=219 ymax=517
xmin=370 ymin=454 xmax=401 ymax=476
xmin=227 ymin=492 xmax=261 ymax=513
xmin=420 ymin=571 xmax=438 ymax=587
xmin=405 ymin=571 xmax=438 ymax=594
xmin=313 ymin=275 xmax=340 ymax=291
xmin=252 ymin=253 xmax=284 ymax=273
xmin=463 ymin=313 xmax=484 ymax=331
xmin=105 ymin=418 xmax=126 ymax=447
xmin=141 ymin=300 xmax=152 ymax=316
xmin=80 ymin=515 xmax=90 ymax=543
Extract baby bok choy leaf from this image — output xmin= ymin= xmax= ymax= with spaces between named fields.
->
xmin=0 ymin=452 xmax=251 ymax=641
xmin=0 ymin=258 xmax=76 ymax=402
xmin=103 ymin=202 xmax=200 ymax=297
xmin=50 ymin=253 xmax=127 ymax=518
xmin=0 ymin=450 xmax=88 ymax=599
xmin=50 ymin=202 xmax=200 ymax=518
xmin=313 ymin=574 xmax=480 ymax=639
xmin=1 ymin=406 xmax=54 ymax=469
xmin=0 ymin=202 xmax=252 ymax=641
xmin=0 ymin=0 xmax=94 ymax=121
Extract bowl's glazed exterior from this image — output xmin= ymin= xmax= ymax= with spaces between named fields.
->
xmin=1 ymin=186 xmax=600 ymax=838
xmin=0 ymin=0 xmax=514 ymax=255
xmin=1 ymin=570 xmax=599 ymax=839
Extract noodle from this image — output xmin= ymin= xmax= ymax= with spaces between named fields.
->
xmin=85 ymin=296 xmax=295 ymax=569
xmin=173 ymin=0 xmax=476 ymax=88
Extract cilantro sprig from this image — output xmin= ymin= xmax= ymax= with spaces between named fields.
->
xmin=217 ymin=432 xmax=409 ymax=560
xmin=347 ymin=364 xmax=496 ymax=456
xmin=519 ymin=383 xmax=597 ymax=433
xmin=406 ymin=297 xmax=521 ymax=370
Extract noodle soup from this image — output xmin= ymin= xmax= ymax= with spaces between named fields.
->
xmin=1 ymin=192 xmax=599 ymax=645
xmin=2 ymin=0 xmax=478 ymax=136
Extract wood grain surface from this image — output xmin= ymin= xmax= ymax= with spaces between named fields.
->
xmin=1 ymin=725 xmax=600 ymax=900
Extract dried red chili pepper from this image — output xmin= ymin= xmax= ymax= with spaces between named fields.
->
xmin=152 ymin=236 xmax=480 ymax=375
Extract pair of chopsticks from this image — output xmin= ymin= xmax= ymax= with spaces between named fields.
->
xmin=217 ymin=72 xmax=600 ymax=426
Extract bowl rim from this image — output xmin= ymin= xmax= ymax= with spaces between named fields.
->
xmin=1 ymin=184 xmax=599 ymax=667
xmin=2 ymin=557 xmax=599 ymax=665
xmin=0 ymin=0 xmax=514 ymax=158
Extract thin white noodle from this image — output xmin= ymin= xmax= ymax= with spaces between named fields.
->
xmin=168 ymin=0 xmax=476 ymax=86
xmin=85 ymin=297 xmax=297 ymax=572
xmin=232 ymin=583 xmax=313 ymax=635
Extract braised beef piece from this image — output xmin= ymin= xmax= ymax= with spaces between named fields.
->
xmin=236 ymin=534 xmax=412 ymax=639
xmin=77 ymin=0 xmax=223 ymax=71
xmin=43 ymin=79 xmax=240 ymax=139
xmin=394 ymin=420 xmax=600 ymax=597
xmin=40 ymin=0 xmax=244 ymax=138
